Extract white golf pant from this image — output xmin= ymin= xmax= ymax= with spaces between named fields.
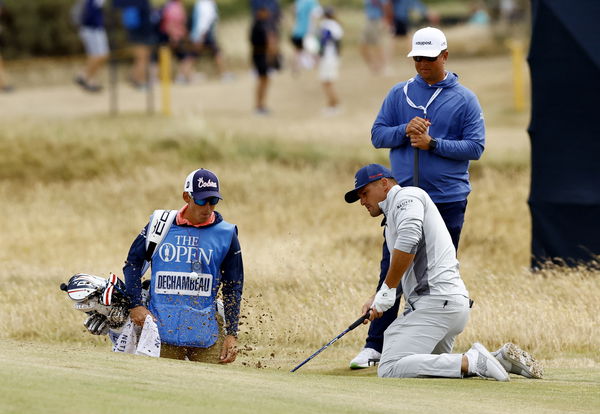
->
xmin=378 ymin=295 xmax=471 ymax=378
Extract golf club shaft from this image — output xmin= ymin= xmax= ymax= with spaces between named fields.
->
xmin=413 ymin=149 xmax=419 ymax=187
xmin=290 ymin=311 xmax=371 ymax=373
xmin=290 ymin=329 xmax=349 ymax=372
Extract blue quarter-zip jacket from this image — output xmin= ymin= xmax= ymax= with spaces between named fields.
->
xmin=371 ymin=72 xmax=485 ymax=203
xmin=123 ymin=211 xmax=243 ymax=337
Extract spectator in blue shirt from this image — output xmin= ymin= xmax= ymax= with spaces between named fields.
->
xmin=390 ymin=0 xmax=435 ymax=57
xmin=116 ymin=0 xmax=156 ymax=88
xmin=290 ymin=0 xmax=322 ymax=73
xmin=75 ymin=0 xmax=109 ymax=93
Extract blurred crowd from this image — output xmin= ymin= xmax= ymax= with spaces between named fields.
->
xmin=0 ymin=0 xmax=527 ymax=114
xmin=71 ymin=0 xmax=232 ymax=92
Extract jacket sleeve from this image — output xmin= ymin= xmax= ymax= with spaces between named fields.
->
xmin=123 ymin=224 xmax=149 ymax=309
xmin=371 ymin=87 xmax=410 ymax=149
xmin=433 ymin=95 xmax=485 ymax=161
xmin=220 ymin=228 xmax=244 ymax=336
xmin=392 ymin=195 xmax=425 ymax=254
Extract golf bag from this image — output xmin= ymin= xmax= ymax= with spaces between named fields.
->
xmin=60 ymin=272 xmax=149 ymax=343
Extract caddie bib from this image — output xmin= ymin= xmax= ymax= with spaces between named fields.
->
xmin=149 ymin=220 xmax=235 ymax=348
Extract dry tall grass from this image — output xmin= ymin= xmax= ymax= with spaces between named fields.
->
xmin=0 ymin=17 xmax=597 ymax=371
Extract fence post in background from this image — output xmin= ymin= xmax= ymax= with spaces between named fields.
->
xmin=508 ymin=39 xmax=526 ymax=112
xmin=109 ymin=57 xmax=119 ymax=116
xmin=159 ymin=45 xmax=172 ymax=116
xmin=146 ymin=51 xmax=154 ymax=115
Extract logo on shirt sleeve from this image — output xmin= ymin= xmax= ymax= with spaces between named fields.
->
xmin=397 ymin=199 xmax=414 ymax=211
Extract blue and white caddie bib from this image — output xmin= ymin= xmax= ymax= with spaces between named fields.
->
xmin=149 ymin=220 xmax=235 ymax=348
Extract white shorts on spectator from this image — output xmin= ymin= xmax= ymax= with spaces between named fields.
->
xmin=79 ymin=27 xmax=109 ymax=57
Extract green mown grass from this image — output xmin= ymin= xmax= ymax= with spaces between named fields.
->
xmin=1 ymin=339 xmax=598 ymax=414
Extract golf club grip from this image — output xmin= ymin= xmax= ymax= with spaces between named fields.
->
xmin=347 ymin=310 xmax=371 ymax=331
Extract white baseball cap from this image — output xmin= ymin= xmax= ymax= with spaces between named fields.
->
xmin=407 ymin=27 xmax=448 ymax=58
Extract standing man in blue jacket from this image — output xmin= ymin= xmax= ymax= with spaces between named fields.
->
xmin=124 ymin=168 xmax=244 ymax=364
xmin=350 ymin=26 xmax=485 ymax=369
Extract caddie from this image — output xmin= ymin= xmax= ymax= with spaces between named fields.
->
xmin=123 ymin=168 xmax=243 ymax=363
xmin=345 ymin=164 xmax=543 ymax=380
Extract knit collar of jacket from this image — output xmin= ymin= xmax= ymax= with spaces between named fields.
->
xmin=413 ymin=71 xmax=459 ymax=89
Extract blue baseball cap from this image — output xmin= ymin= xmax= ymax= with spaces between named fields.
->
xmin=344 ymin=164 xmax=393 ymax=203
xmin=183 ymin=168 xmax=222 ymax=200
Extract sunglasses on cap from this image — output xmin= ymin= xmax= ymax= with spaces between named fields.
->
xmin=193 ymin=197 xmax=220 ymax=206
xmin=413 ymin=52 xmax=443 ymax=63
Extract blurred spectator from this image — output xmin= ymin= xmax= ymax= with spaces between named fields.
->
xmin=250 ymin=7 xmax=277 ymax=115
xmin=318 ymin=7 xmax=343 ymax=115
xmin=499 ymin=0 xmax=517 ymax=24
xmin=190 ymin=0 xmax=232 ymax=81
xmin=158 ymin=0 xmax=194 ymax=83
xmin=116 ymin=0 xmax=156 ymax=88
xmin=469 ymin=1 xmax=490 ymax=25
xmin=250 ymin=0 xmax=281 ymax=30
xmin=250 ymin=0 xmax=281 ymax=70
xmin=0 ymin=0 xmax=14 ymax=92
xmin=290 ymin=0 xmax=322 ymax=73
xmin=390 ymin=0 xmax=434 ymax=58
xmin=74 ymin=0 xmax=109 ymax=93
xmin=360 ymin=0 xmax=393 ymax=75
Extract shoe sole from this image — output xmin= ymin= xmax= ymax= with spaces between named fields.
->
xmin=349 ymin=358 xmax=380 ymax=370
xmin=501 ymin=343 xmax=544 ymax=379
xmin=473 ymin=343 xmax=510 ymax=381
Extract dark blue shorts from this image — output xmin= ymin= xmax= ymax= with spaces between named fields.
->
xmin=252 ymin=54 xmax=269 ymax=76
xmin=393 ymin=19 xmax=408 ymax=37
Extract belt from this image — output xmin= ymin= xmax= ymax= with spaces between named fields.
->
xmin=406 ymin=296 xmax=474 ymax=312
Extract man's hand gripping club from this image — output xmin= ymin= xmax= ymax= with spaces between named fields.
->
xmin=363 ymin=249 xmax=415 ymax=322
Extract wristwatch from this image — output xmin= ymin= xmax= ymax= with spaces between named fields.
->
xmin=428 ymin=137 xmax=438 ymax=151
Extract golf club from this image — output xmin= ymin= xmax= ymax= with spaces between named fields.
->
xmin=290 ymin=310 xmax=371 ymax=373
xmin=413 ymin=148 xmax=419 ymax=187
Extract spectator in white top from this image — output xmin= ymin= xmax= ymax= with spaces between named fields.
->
xmin=190 ymin=0 xmax=231 ymax=80
xmin=345 ymin=164 xmax=544 ymax=380
xmin=318 ymin=7 xmax=343 ymax=115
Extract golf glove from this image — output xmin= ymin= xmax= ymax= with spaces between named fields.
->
xmin=372 ymin=283 xmax=396 ymax=313
xmin=84 ymin=313 xmax=109 ymax=335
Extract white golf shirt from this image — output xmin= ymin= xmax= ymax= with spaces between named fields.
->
xmin=379 ymin=185 xmax=468 ymax=305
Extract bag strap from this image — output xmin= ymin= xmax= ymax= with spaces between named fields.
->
xmin=141 ymin=209 xmax=178 ymax=276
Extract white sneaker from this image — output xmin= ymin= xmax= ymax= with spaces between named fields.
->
xmin=492 ymin=343 xmax=544 ymax=379
xmin=466 ymin=342 xmax=510 ymax=381
xmin=349 ymin=347 xmax=381 ymax=369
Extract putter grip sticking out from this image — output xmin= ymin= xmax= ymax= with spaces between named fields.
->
xmin=348 ymin=310 xmax=371 ymax=331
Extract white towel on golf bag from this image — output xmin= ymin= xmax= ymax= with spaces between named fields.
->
xmin=112 ymin=315 xmax=161 ymax=357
